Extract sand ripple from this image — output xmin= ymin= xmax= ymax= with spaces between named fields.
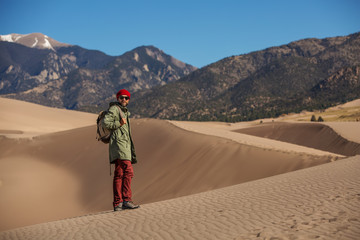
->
xmin=2 ymin=156 xmax=359 ymax=240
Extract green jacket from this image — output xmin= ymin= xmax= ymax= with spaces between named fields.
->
xmin=102 ymin=102 xmax=137 ymax=164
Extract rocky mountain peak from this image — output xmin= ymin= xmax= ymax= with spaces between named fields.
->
xmin=0 ymin=33 xmax=70 ymax=51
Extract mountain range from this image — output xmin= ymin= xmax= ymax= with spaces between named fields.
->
xmin=0 ymin=33 xmax=197 ymax=110
xmin=131 ymin=32 xmax=360 ymax=121
xmin=1 ymin=32 xmax=359 ymax=121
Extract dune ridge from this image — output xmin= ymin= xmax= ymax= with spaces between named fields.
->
xmin=170 ymin=121 xmax=344 ymax=157
xmin=1 ymin=155 xmax=359 ymax=240
xmin=234 ymin=122 xmax=360 ymax=156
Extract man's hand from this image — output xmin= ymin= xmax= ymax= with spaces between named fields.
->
xmin=120 ymin=118 xmax=127 ymax=126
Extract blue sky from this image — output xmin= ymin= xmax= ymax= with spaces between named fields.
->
xmin=1 ymin=0 xmax=360 ymax=68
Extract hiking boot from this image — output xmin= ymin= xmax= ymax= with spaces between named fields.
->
xmin=114 ymin=203 xmax=123 ymax=211
xmin=122 ymin=201 xmax=140 ymax=209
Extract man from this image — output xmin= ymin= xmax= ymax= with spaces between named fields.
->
xmin=102 ymin=89 xmax=139 ymax=211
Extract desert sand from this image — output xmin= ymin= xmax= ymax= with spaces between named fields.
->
xmin=1 ymin=155 xmax=359 ymax=240
xmin=0 ymin=97 xmax=360 ymax=239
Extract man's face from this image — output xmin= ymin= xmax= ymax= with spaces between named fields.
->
xmin=118 ymin=95 xmax=130 ymax=107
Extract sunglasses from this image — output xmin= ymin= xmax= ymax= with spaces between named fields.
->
xmin=119 ymin=96 xmax=130 ymax=100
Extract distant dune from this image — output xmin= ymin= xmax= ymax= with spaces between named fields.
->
xmin=234 ymin=122 xmax=360 ymax=156
xmin=0 ymin=97 xmax=359 ymax=239
xmin=0 ymin=97 xmax=95 ymax=138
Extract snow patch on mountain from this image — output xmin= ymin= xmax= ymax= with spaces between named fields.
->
xmin=31 ymin=38 xmax=39 ymax=48
xmin=0 ymin=33 xmax=69 ymax=50
xmin=43 ymin=37 xmax=55 ymax=51
xmin=0 ymin=34 xmax=14 ymax=42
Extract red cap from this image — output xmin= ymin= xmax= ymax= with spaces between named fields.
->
xmin=116 ymin=89 xmax=131 ymax=100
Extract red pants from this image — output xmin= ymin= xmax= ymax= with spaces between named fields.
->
xmin=113 ymin=159 xmax=134 ymax=207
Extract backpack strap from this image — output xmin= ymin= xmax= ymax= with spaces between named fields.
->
xmin=116 ymin=105 xmax=126 ymax=119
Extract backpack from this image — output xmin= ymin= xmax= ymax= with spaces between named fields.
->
xmin=96 ymin=105 xmax=123 ymax=144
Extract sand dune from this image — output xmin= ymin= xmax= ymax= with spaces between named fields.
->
xmin=171 ymin=121 xmax=344 ymax=157
xmin=1 ymin=98 xmax=359 ymax=238
xmin=323 ymin=122 xmax=360 ymax=144
xmin=339 ymin=98 xmax=360 ymax=108
xmin=0 ymin=119 xmax=334 ymax=231
xmin=0 ymin=97 xmax=95 ymax=138
xmin=1 ymin=155 xmax=359 ymax=240
xmin=234 ymin=122 xmax=360 ymax=156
